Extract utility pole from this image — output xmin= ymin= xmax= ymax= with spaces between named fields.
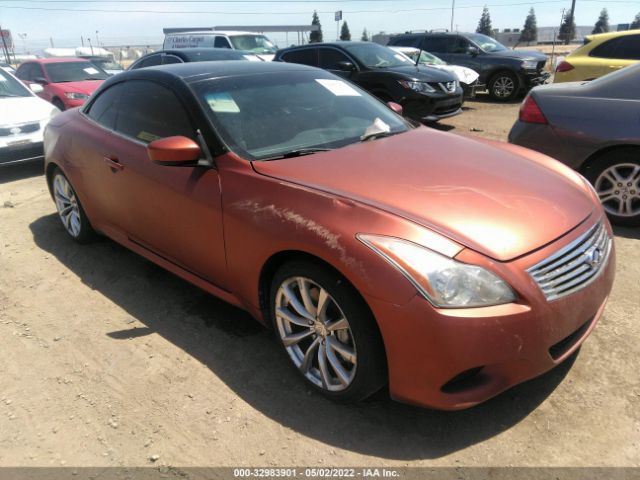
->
xmin=450 ymin=0 xmax=455 ymax=32
xmin=569 ymin=0 xmax=576 ymax=22
xmin=0 ymin=25 xmax=11 ymax=64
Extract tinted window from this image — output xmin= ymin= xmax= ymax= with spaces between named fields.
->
xmin=0 ymin=69 xmax=31 ymax=97
xmin=16 ymin=63 xmax=42 ymax=81
xmin=44 ymin=62 xmax=109 ymax=82
xmin=133 ymin=54 xmax=162 ymax=69
xmin=422 ymin=37 xmax=451 ymax=53
xmin=388 ymin=36 xmax=422 ymax=48
xmin=319 ymin=48 xmax=351 ymax=70
xmin=162 ymin=54 xmax=183 ymax=65
xmin=614 ymin=35 xmax=640 ymax=60
xmin=281 ymin=48 xmax=318 ymax=66
xmin=214 ymin=36 xmax=232 ymax=48
xmin=590 ymin=38 xmax=621 ymax=58
xmin=116 ymin=80 xmax=195 ymax=143
xmin=450 ymin=37 xmax=471 ymax=54
xmin=86 ymin=83 xmax=123 ymax=130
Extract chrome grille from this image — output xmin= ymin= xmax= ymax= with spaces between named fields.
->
xmin=528 ymin=221 xmax=611 ymax=301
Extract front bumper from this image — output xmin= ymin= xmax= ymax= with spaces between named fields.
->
xmin=0 ymin=141 xmax=44 ymax=166
xmin=524 ymin=70 xmax=551 ymax=88
xmin=401 ymin=93 xmax=464 ymax=123
xmin=366 ymin=217 xmax=616 ymax=410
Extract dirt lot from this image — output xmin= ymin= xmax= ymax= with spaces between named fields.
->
xmin=1 ymin=99 xmax=639 ymax=469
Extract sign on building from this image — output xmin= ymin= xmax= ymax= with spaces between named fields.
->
xmin=334 ymin=11 xmax=342 ymax=22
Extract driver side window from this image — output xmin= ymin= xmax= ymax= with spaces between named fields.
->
xmin=450 ymin=37 xmax=471 ymax=54
xmin=319 ymin=48 xmax=351 ymax=70
xmin=115 ymin=80 xmax=196 ymax=144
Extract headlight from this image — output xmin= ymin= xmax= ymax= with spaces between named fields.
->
xmin=64 ymin=92 xmax=89 ymax=100
xmin=522 ymin=60 xmax=538 ymax=70
xmin=398 ymin=80 xmax=436 ymax=94
xmin=358 ymin=234 xmax=516 ymax=308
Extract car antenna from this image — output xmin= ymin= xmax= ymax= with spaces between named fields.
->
xmin=415 ymin=47 xmax=421 ymax=68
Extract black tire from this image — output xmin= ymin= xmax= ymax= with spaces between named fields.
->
xmin=52 ymin=98 xmax=65 ymax=111
xmin=50 ymin=167 xmax=97 ymax=243
xmin=488 ymin=71 xmax=520 ymax=101
xmin=584 ymin=149 xmax=640 ymax=227
xmin=269 ymin=260 xmax=387 ymax=403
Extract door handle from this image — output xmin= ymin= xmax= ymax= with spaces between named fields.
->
xmin=103 ymin=156 xmax=124 ymax=171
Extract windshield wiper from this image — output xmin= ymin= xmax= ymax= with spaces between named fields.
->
xmin=360 ymin=130 xmax=399 ymax=142
xmin=260 ymin=147 xmax=333 ymax=161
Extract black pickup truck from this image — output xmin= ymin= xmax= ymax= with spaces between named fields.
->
xmin=388 ymin=32 xmax=549 ymax=101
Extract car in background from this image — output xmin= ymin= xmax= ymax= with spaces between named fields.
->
xmin=275 ymin=42 xmax=463 ymax=122
xmin=388 ymin=32 xmax=549 ymax=101
xmin=390 ymin=46 xmax=480 ymax=98
xmin=15 ymin=58 xmax=109 ymax=111
xmin=0 ymin=61 xmax=15 ymax=74
xmin=163 ymin=29 xmax=277 ymax=61
xmin=44 ymin=61 xmax=614 ymax=410
xmin=509 ymin=64 xmax=640 ymax=226
xmin=79 ymin=55 xmax=125 ymax=76
xmin=128 ymin=48 xmax=262 ymax=70
xmin=554 ymin=29 xmax=640 ymax=83
xmin=1 ymin=68 xmax=59 ymax=166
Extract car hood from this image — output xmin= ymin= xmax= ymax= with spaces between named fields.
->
xmin=488 ymin=49 xmax=547 ymax=62
xmin=51 ymin=80 xmax=104 ymax=95
xmin=379 ymin=64 xmax=456 ymax=82
xmin=0 ymin=96 xmax=55 ymax=125
xmin=252 ymin=128 xmax=594 ymax=261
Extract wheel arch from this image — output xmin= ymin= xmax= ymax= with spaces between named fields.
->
xmin=45 ymin=161 xmax=60 ymax=199
xmin=579 ymin=144 xmax=640 ymax=176
xmin=257 ymin=250 xmax=375 ymax=330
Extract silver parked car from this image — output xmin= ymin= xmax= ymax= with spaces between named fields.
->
xmin=509 ymin=64 xmax=640 ymax=226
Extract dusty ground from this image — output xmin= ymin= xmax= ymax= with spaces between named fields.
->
xmin=0 ymin=99 xmax=639 ymax=469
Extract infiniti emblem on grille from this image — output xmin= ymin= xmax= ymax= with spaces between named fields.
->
xmin=585 ymin=248 xmax=602 ymax=268
xmin=9 ymin=127 xmax=21 ymax=135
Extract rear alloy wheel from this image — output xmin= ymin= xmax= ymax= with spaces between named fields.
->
xmin=588 ymin=153 xmax=640 ymax=226
xmin=489 ymin=71 xmax=519 ymax=101
xmin=52 ymin=169 xmax=96 ymax=242
xmin=270 ymin=261 xmax=386 ymax=402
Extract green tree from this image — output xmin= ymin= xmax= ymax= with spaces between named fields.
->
xmin=558 ymin=12 xmax=576 ymax=44
xmin=340 ymin=21 xmax=351 ymax=41
xmin=310 ymin=10 xmax=323 ymax=43
xmin=520 ymin=8 xmax=538 ymax=45
xmin=592 ymin=8 xmax=610 ymax=34
xmin=361 ymin=28 xmax=369 ymax=42
xmin=630 ymin=12 xmax=640 ymax=29
xmin=476 ymin=6 xmax=493 ymax=36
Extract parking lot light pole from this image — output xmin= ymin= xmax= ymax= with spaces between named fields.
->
xmin=450 ymin=0 xmax=455 ymax=32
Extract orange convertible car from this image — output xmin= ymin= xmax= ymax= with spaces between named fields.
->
xmin=44 ymin=62 xmax=615 ymax=410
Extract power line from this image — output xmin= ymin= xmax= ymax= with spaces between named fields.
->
xmin=0 ymin=0 xmax=636 ymax=15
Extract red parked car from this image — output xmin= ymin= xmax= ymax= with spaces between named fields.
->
xmin=43 ymin=61 xmax=615 ymax=410
xmin=15 ymin=58 xmax=109 ymax=111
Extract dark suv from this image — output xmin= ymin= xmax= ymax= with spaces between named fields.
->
xmin=274 ymin=42 xmax=463 ymax=122
xmin=388 ymin=32 xmax=549 ymax=101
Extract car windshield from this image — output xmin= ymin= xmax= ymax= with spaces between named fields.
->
xmin=44 ymin=61 xmax=110 ymax=83
xmin=399 ymin=49 xmax=446 ymax=65
xmin=0 ymin=69 xmax=31 ymax=97
xmin=467 ymin=33 xmax=508 ymax=52
xmin=94 ymin=59 xmax=123 ymax=71
xmin=228 ymin=35 xmax=277 ymax=54
xmin=193 ymin=70 xmax=410 ymax=160
xmin=344 ymin=43 xmax=415 ymax=69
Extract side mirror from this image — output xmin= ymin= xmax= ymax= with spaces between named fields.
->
xmin=29 ymin=83 xmax=44 ymax=94
xmin=34 ymin=77 xmax=49 ymax=85
xmin=468 ymin=46 xmax=480 ymax=56
xmin=387 ymin=101 xmax=403 ymax=115
xmin=147 ymin=136 xmax=201 ymax=166
xmin=338 ymin=61 xmax=356 ymax=72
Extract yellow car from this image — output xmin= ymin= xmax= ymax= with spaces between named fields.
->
xmin=554 ymin=29 xmax=640 ymax=83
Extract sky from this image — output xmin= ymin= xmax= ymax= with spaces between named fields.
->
xmin=0 ymin=0 xmax=639 ymax=52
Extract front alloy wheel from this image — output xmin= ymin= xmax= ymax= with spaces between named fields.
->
xmin=270 ymin=261 xmax=386 ymax=402
xmin=275 ymin=276 xmax=357 ymax=391
xmin=52 ymin=169 xmax=96 ymax=242
xmin=489 ymin=72 xmax=519 ymax=101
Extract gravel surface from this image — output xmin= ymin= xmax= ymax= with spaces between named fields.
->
xmin=0 ymin=99 xmax=638 ymax=468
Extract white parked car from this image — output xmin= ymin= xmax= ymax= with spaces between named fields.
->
xmin=0 ymin=62 xmax=15 ymax=74
xmin=0 ymin=69 xmax=59 ymax=166
xmin=390 ymin=46 xmax=480 ymax=97
xmin=163 ymin=29 xmax=277 ymax=61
